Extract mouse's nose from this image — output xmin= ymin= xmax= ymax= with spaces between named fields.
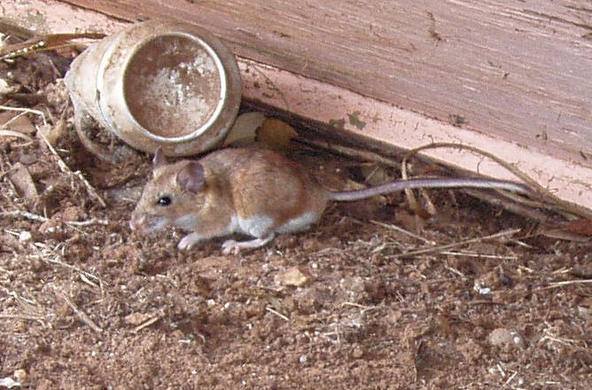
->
xmin=129 ymin=214 xmax=145 ymax=231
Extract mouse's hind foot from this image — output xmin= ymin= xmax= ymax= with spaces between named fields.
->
xmin=221 ymin=234 xmax=275 ymax=255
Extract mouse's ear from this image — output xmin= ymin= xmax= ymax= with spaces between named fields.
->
xmin=152 ymin=147 xmax=168 ymax=170
xmin=177 ymin=162 xmax=205 ymax=194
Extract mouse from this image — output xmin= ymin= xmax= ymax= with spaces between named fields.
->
xmin=130 ymin=147 xmax=533 ymax=255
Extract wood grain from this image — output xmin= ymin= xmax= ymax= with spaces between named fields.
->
xmin=59 ymin=0 xmax=592 ymax=166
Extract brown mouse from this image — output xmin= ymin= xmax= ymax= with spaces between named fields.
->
xmin=130 ymin=147 xmax=533 ymax=254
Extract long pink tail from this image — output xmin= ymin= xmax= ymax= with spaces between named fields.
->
xmin=328 ymin=178 xmax=533 ymax=202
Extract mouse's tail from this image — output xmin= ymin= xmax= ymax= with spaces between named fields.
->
xmin=328 ymin=178 xmax=533 ymax=202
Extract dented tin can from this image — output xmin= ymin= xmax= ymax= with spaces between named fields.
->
xmin=65 ymin=20 xmax=241 ymax=158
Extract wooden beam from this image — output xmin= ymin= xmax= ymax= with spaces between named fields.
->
xmin=58 ymin=0 xmax=592 ymax=166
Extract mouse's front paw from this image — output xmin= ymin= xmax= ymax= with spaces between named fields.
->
xmin=178 ymin=233 xmax=201 ymax=251
xmin=221 ymin=239 xmax=241 ymax=255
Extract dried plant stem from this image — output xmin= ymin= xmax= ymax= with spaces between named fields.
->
xmin=370 ymin=219 xmax=435 ymax=245
xmin=0 ymin=105 xmax=47 ymax=125
xmin=545 ymin=279 xmax=592 ymax=288
xmin=439 ymin=251 xmax=518 ymax=260
xmin=66 ymin=218 xmax=108 ymax=227
xmin=0 ymin=210 xmax=48 ymax=222
xmin=266 ymin=306 xmax=289 ymax=321
xmin=295 ymin=136 xmax=402 ymax=169
xmin=0 ymin=314 xmax=44 ymax=322
xmin=54 ymin=289 xmax=103 ymax=333
xmin=462 ymin=188 xmax=553 ymax=224
xmin=0 ymin=129 xmax=34 ymax=145
xmin=1 ymin=211 xmax=107 ymax=227
xmin=133 ymin=315 xmax=162 ymax=333
xmin=394 ymin=228 xmax=521 ymax=258
xmin=35 ymin=243 xmax=102 ymax=284
xmin=402 ymin=142 xmax=592 ymax=220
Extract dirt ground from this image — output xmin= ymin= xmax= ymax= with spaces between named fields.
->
xmin=1 ymin=46 xmax=592 ymax=390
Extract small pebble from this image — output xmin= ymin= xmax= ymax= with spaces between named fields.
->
xmin=488 ymin=328 xmax=523 ymax=348
xmin=18 ymin=231 xmax=32 ymax=243
xmin=14 ymin=369 xmax=27 ymax=383
xmin=275 ymin=266 xmax=311 ymax=287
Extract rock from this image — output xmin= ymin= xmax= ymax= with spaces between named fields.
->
xmin=488 ymin=328 xmax=524 ymax=348
xmin=275 ymin=266 xmax=311 ymax=287
xmin=8 ymin=163 xmax=38 ymax=201
xmin=13 ymin=369 xmax=27 ymax=383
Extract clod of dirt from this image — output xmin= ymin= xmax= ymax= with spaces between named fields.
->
xmin=275 ymin=265 xmax=311 ymax=287
xmin=13 ymin=369 xmax=27 ymax=384
xmin=8 ymin=162 xmax=38 ymax=200
xmin=488 ymin=328 xmax=524 ymax=348
xmin=292 ymin=286 xmax=331 ymax=314
xmin=339 ymin=276 xmax=368 ymax=303
xmin=456 ymin=337 xmax=485 ymax=362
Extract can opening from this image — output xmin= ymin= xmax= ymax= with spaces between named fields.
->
xmin=123 ymin=34 xmax=222 ymax=138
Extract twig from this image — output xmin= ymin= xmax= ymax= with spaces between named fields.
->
xmin=66 ymin=218 xmax=109 ymax=227
xmin=511 ymin=240 xmax=534 ymax=249
xmin=2 ymin=111 xmax=29 ymax=127
xmin=54 ymin=289 xmax=103 ymax=333
xmin=462 ymin=188 xmax=553 ymax=224
xmin=266 ymin=306 xmax=289 ymax=321
xmin=544 ymin=279 xmax=592 ymax=288
xmin=517 ymin=265 xmax=535 ymax=274
xmin=370 ymin=219 xmax=435 ymax=245
xmin=37 ymin=132 xmax=106 ymax=207
xmin=0 ymin=105 xmax=47 ymax=125
xmin=503 ymin=371 xmax=518 ymax=387
xmin=295 ymin=136 xmax=402 ymax=169
xmin=402 ymin=142 xmax=592 ymax=220
xmin=1 ymin=305 xmax=48 ymax=328
xmin=401 ymin=142 xmax=540 ymax=218
xmin=537 ymin=328 xmax=587 ymax=351
xmin=133 ymin=315 xmax=162 ymax=333
xmin=0 ymin=210 xmax=48 ymax=222
xmin=0 ymin=314 xmax=44 ymax=322
xmin=439 ymin=251 xmax=518 ymax=260
xmin=34 ymin=242 xmax=103 ymax=284
xmin=444 ymin=265 xmax=466 ymax=278
xmin=393 ymin=228 xmax=521 ymax=258
xmin=342 ymin=302 xmax=378 ymax=313
xmin=0 ymin=129 xmax=34 ymax=145
xmin=0 ymin=211 xmax=108 ymax=227
xmin=79 ymin=273 xmax=100 ymax=291
xmin=342 ymin=302 xmax=371 ymax=309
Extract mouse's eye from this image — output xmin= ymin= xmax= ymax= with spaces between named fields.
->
xmin=157 ymin=196 xmax=172 ymax=206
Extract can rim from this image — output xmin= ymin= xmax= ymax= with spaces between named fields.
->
xmin=97 ymin=29 xmax=229 ymax=144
